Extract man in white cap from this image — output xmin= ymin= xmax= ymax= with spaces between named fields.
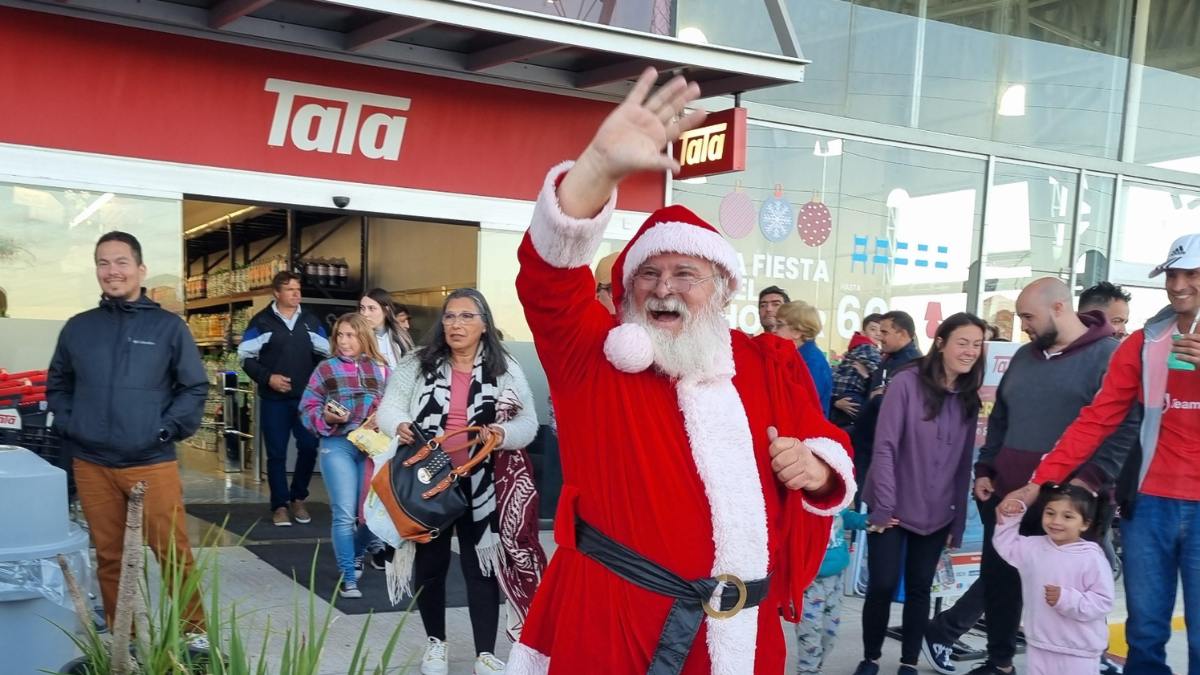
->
xmin=1004 ymin=233 xmax=1200 ymax=675
xmin=507 ymin=69 xmax=854 ymax=674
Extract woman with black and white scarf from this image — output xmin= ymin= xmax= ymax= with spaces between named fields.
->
xmin=375 ymin=288 xmax=538 ymax=675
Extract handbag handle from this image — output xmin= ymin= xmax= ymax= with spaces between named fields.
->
xmin=409 ymin=426 xmax=501 ymax=499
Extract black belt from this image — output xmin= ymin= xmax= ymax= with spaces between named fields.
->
xmin=575 ymin=519 xmax=771 ymax=675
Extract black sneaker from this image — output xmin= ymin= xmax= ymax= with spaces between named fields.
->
xmin=965 ymin=664 xmax=1015 ymax=675
xmin=854 ymin=661 xmax=881 ymax=675
xmin=353 ymin=556 xmax=364 ymax=580
xmin=898 ymin=666 xmax=918 ymax=675
xmin=1100 ymin=655 xmax=1123 ymax=674
xmin=370 ymin=549 xmax=389 ymax=571
xmin=922 ymin=633 xmax=956 ymax=674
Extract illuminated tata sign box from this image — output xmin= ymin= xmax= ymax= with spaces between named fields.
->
xmin=672 ymin=107 xmax=747 ymax=180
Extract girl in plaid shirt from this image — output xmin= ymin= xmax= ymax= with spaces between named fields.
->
xmin=300 ymin=313 xmax=389 ymax=598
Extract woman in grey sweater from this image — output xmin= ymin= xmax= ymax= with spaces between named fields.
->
xmin=854 ymin=312 xmax=987 ymax=675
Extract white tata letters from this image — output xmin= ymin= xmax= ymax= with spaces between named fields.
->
xmin=677 ymin=122 xmax=727 ymax=168
xmin=265 ymin=78 xmax=410 ymax=161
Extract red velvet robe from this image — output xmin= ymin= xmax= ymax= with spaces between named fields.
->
xmin=506 ymin=164 xmax=855 ymax=674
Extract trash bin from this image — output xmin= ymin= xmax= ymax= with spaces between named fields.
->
xmin=0 ymin=445 xmax=91 ymax=675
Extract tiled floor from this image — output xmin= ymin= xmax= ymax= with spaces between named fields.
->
xmin=161 ymin=446 xmax=1191 ymax=673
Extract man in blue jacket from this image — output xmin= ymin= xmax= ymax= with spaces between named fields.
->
xmin=47 ymin=231 xmax=208 ymax=642
xmin=238 ymin=271 xmax=329 ymax=526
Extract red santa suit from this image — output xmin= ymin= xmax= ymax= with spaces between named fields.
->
xmin=507 ymin=162 xmax=856 ymax=674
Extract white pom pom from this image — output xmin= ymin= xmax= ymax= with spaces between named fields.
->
xmin=604 ymin=323 xmax=654 ymax=373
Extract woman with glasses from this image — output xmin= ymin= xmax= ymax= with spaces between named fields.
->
xmin=376 ymin=288 xmax=538 ymax=675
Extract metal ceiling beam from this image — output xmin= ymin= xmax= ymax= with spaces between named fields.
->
xmin=466 ymin=38 xmax=566 ymax=71
xmin=762 ymin=0 xmax=802 ymax=59
xmin=576 ymin=58 xmax=670 ymax=88
xmin=208 ymin=0 xmax=273 ymax=29
xmin=344 ymin=15 xmax=432 ymax=51
xmin=695 ymin=73 xmax=778 ymax=98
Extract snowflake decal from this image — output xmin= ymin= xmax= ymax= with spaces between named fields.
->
xmin=759 ymin=197 xmax=794 ymax=242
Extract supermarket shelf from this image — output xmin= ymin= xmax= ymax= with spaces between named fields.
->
xmin=186 ymin=290 xmax=355 ymax=311
xmin=193 ymin=336 xmax=243 ymax=348
xmin=185 ymin=290 xmax=271 ymax=311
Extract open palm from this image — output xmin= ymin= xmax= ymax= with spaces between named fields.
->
xmin=585 ymin=68 xmax=708 ymax=179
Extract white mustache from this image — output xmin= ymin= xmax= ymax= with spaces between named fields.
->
xmin=644 ymin=296 xmax=689 ymax=318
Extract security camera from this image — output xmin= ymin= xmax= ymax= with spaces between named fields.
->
xmin=332 ymin=196 xmax=350 ymax=208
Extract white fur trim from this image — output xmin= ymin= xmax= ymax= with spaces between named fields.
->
xmin=603 ymin=323 xmax=655 ymax=373
xmin=505 ymin=642 xmax=550 ymax=675
xmin=676 ymin=372 xmax=768 ymax=673
xmin=799 ymin=437 xmax=856 ymax=516
xmin=621 ymin=220 xmax=742 ymax=293
xmin=528 ymin=161 xmax=617 ymax=269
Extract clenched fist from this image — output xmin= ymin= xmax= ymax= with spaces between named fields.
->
xmin=768 ymin=426 xmax=832 ymax=492
xmin=1044 ymin=584 xmax=1061 ymax=607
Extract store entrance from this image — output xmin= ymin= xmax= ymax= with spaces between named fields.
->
xmin=180 ymin=197 xmax=479 ymax=485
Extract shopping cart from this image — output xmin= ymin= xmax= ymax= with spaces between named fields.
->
xmin=0 ymin=369 xmax=70 ymax=496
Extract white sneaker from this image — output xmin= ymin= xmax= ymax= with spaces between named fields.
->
xmin=420 ymin=636 xmax=448 ymax=675
xmin=474 ymin=652 xmax=505 ymax=674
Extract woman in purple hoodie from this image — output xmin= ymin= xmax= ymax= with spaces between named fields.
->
xmin=855 ymin=312 xmax=986 ymax=675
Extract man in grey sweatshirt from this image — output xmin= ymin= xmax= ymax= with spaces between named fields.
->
xmin=924 ymin=278 xmax=1138 ymax=675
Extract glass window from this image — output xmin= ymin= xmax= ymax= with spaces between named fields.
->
xmin=1130 ymin=0 xmax=1200 ymax=175
xmin=0 ymin=183 xmax=182 ymax=318
xmin=701 ymin=0 xmax=1130 ymax=159
xmin=0 ymin=182 xmax=182 ymax=369
xmin=1073 ymin=174 xmax=1116 ymax=297
xmin=979 ymin=163 xmax=1078 ymax=338
xmin=1110 ymin=180 xmax=1200 ymax=283
xmin=672 ymin=124 xmax=985 ymax=355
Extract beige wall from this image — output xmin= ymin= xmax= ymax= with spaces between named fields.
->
xmin=367 ymin=217 xmax=478 ymax=300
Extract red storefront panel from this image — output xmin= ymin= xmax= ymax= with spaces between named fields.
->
xmin=0 ymin=8 xmax=663 ymax=212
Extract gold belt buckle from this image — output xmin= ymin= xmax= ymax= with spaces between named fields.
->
xmin=702 ymin=574 xmax=748 ymax=619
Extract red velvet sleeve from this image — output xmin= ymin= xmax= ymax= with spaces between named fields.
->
xmin=753 ymin=333 xmax=854 ymax=621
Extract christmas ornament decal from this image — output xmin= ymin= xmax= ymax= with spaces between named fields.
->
xmin=797 ymin=194 xmax=833 ymax=247
xmin=719 ymin=182 xmax=755 ymax=239
xmin=758 ymin=184 xmax=794 ymax=242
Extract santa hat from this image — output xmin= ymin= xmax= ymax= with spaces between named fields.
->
xmin=603 ymin=205 xmax=741 ymax=374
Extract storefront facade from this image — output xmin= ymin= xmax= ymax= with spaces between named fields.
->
xmin=4 ymin=0 xmax=1200 ymax=363
xmin=668 ymin=0 xmax=1200 ymax=353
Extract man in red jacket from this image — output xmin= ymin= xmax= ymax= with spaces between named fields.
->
xmin=507 ymin=69 xmax=855 ymax=674
xmin=1004 ymin=234 xmax=1200 ymax=675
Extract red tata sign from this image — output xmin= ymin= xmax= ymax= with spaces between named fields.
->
xmin=0 ymin=8 xmax=662 ymax=212
xmin=671 ymin=107 xmax=747 ymax=180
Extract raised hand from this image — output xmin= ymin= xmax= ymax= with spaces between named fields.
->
xmin=559 ymin=68 xmax=707 ymax=218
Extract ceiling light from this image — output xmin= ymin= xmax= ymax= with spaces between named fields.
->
xmin=998 ymin=84 xmax=1026 ymax=117
xmin=678 ymin=27 xmax=708 ymax=44
xmin=69 ymin=192 xmax=114 ymax=229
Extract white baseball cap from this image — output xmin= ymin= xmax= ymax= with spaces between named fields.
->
xmin=1150 ymin=233 xmax=1200 ymax=278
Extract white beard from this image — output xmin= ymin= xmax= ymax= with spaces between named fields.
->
xmin=622 ymin=295 xmax=733 ymax=382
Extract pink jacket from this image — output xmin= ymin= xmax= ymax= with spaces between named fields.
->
xmin=993 ymin=504 xmax=1114 ymax=658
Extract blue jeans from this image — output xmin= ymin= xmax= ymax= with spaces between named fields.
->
xmin=318 ymin=435 xmax=370 ymax=585
xmin=260 ymin=397 xmax=318 ymax=511
xmin=1122 ymin=493 xmax=1200 ymax=675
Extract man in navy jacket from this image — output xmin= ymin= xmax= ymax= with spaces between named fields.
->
xmin=48 ymin=231 xmax=208 ymax=640
xmin=238 ymin=271 xmax=329 ymax=526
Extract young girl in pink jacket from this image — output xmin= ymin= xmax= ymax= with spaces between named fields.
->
xmin=996 ymin=484 xmax=1114 ymax=674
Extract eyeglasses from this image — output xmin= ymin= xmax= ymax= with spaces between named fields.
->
xmin=631 ymin=271 xmax=714 ymax=294
xmin=442 ymin=311 xmax=483 ymax=325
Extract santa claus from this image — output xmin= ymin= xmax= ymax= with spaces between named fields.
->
xmin=507 ymin=69 xmax=855 ymax=674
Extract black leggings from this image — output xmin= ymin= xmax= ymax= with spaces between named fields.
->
xmin=412 ymin=511 xmax=500 ymax=655
xmin=862 ymin=525 xmax=951 ymax=665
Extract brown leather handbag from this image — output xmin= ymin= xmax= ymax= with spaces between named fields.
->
xmin=370 ymin=426 xmax=498 ymax=543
